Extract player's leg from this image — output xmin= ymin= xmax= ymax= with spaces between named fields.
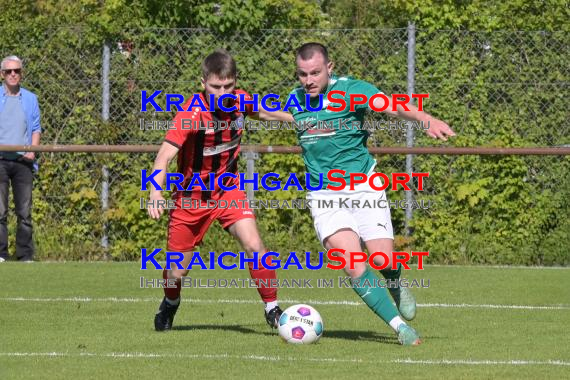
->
xmin=220 ymin=189 xmax=282 ymax=328
xmin=365 ymin=238 xmax=416 ymax=321
xmin=154 ymin=201 xmax=214 ymax=331
xmin=355 ymin=179 xmax=417 ymax=321
xmin=227 ymin=218 xmax=282 ymax=327
xmin=311 ymin=186 xmax=420 ymax=345
xmin=325 ymin=230 xmax=420 ymax=345
xmin=154 ymin=248 xmax=193 ymax=332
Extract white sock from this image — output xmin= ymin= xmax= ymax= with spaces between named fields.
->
xmin=265 ymin=301 xmax=278 ymax=313
xmin=389 ymin=316 xmax=405 ymax=332
xmin=165 ymin=297 xmax=180 ymax=306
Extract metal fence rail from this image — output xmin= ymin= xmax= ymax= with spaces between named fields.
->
xmin=0 ymin=27 xmax=568 ymax=263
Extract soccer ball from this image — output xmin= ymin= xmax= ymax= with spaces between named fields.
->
xmin=278 ymin=304 xmax=323 ymax=344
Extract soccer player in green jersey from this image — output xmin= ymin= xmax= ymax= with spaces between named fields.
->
xmin=290 ymin=42 xmax=456 ymax=345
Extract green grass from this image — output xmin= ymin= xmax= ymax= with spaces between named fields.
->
xmin=0 ymin=263 xmax=569 ymax=379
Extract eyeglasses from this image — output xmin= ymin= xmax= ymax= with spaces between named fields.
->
xmin=2 ymin=69 xmax=22 ymax=75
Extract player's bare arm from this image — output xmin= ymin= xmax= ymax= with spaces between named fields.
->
xmin=147 ymin=141 xmax=179 ymax=220
xmin=374 ymin=95 xmax=456 ymax=141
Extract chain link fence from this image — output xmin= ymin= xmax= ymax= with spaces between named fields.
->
xmin=1 ymin=27 xmax=568 ymax=264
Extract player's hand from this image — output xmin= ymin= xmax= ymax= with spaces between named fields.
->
xmin=425 ymin=119 xmax=456 ymax=141
xmin=23 ymin=152 xmax=35 ymax=160
xmin=147 ymin=191 xmax=166 ymax=220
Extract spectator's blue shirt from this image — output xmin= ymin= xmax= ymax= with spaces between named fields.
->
xmin=0 ymin=85 xmax=42 ymax=171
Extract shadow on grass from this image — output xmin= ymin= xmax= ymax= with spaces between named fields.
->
xmin=324 ymin=330 xmax=399 ymax=345
xmin=172 ymin=324 xmax=260 ymax=335
xmin=173 ymin=324 xmax=400 ymax=344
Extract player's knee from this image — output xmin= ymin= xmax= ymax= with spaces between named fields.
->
xmin=344 ymin=262 xmax=366 ymax=279
xmin=242 ymin=237 xmax=265 ymax=256
xmin=170 ymin=269 xmax=189 ymax=279
xmin=371 ymin=253 xmax=387 ymax=268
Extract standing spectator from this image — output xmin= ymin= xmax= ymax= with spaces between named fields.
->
xmin=0 ymin=55 xmax=41 ymax=262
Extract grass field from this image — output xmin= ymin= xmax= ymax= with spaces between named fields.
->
xmin=0 ymin=262 xmax=569 ymax=379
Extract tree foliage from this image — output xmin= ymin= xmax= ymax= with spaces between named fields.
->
xmin=0 ymin=1 xmax=567 ymax=265
xmin=322 ymin=0 xmax=570 ymax=31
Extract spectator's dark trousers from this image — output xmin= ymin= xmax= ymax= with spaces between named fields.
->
xmin=0 ymin=158 xmax=34 ymax=261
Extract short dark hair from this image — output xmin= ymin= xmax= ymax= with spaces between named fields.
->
xmin=201 ymin=49 xmax=237 ymax=80
xmin=296 ymin=42 xmax=329 ymax=63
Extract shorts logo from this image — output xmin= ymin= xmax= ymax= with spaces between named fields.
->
xmin=377 ymin=222 xmax=387 ymax=230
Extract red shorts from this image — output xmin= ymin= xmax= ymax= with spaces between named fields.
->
xmin=167 ymin=189 xmax=255 ymax=251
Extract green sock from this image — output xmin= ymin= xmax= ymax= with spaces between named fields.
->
xmin=351 ymin=267 xmax=399 ymax=324
xmin=380 ymin=262 xmax=402 ymax=282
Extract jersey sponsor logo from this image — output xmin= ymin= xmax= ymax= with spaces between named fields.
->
xmin=202 ymin=135 xmax=241 ymax=156
xmin=299 ymin=116 xmax=336 ymax=139
xmin=303 ymin=127 xmax=336 ymax=138
xmin=305 ymin=129 xmax=335 ymax=136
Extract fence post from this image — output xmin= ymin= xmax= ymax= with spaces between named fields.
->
xmin=245 ymin=151 xmax=258 ymax=201
xmin=405 ymin=22 xmax=416 ymax=236
xmin=101 ymin=42 xmax=110 ymax=252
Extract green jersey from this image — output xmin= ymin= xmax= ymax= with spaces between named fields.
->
xmin=289 ymin=75 xmax=382 ymax=189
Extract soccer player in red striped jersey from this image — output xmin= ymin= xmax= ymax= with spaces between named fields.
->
xmin=147 ymin=49 xmax=294 ymax=331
